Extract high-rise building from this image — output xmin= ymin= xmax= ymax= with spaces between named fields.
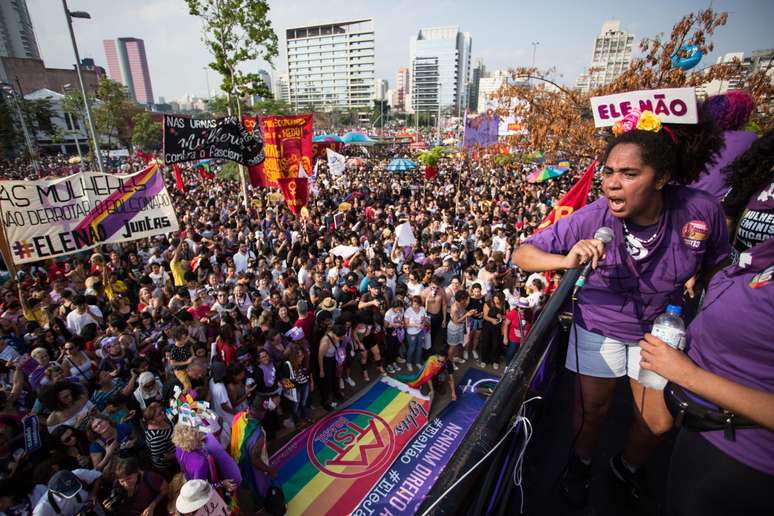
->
xmin=575 ymin=20 xmax=634 ymax=93
xmin=0 ymin=0 xmax=39 ymax=81
xmin=476 ymin=69 xmax=510 ymax=113
xmin=373 ymin=78 xmax=388 ymax=101
xmin=394 ymin=67 xmax=409 ymax=112
xmin=103 ymin=37 xmax=155 ymax=105
xmin=0 ymin=0 xmax=39 ymax=60
xmin=468 ymin=58 xmax=485 ymax=113
xmin=249 ymin=69 xmax=272 ymax=105
xmin=285 ymin=19 xmax=375 ymax=110
xmin=274 ymin=73 xmax=290 ymax=103
xmin=695 ymin=52 xmax=752 ymax=99
xmin=408 ymin=26 xmax=472 ymax=116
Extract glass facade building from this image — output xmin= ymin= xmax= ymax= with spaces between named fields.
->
xmin=409 ymin=26 xmax=471 ymax=115
xmin=286 ymin=19 xmax=374 ymax=110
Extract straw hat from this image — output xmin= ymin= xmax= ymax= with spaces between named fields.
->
xmin=319 ymin=297 xmax=336 ymax=312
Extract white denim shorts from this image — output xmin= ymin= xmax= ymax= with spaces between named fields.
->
xmin=565 ymin=324 xmax=641 ymax=379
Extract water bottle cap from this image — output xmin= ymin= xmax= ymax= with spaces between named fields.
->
xmin=666 ymin=305 xmax=682 ymax=315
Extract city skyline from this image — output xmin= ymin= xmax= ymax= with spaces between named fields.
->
xmin=25 ymin=0 xmax=774 ymax=101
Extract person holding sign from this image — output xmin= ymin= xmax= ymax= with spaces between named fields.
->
xmin=513 ymin=106 xmax=729 ymax=506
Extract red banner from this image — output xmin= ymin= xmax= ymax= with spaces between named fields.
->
xmin=424 ymin=165 xmax=438 ymax=180
xmin=172 ymin=164 xmax=186 ymax=192
xmin=534 ymin=160 xmax=597 ymax=234
xmin=246 ymin=114 xmax=313 ymax=188
xmin=278 ymin=177 xmax=309 ymax=216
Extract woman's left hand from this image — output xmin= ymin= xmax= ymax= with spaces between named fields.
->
xmin=639 ymin=333 xmax=697 ymax=383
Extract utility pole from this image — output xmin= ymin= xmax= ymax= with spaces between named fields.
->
xmin=62 ymin=0 xmax=104 ymax=173
xmin=530 ymin=41 xmax=540 ymax=86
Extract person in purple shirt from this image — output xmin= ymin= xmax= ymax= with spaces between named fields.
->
xmin=513 ymin=110 xmax=728 ymax=507
xmin=639 ymin=131 xmax=774 ymax=515
xmin=689 ymin=91 xmax=758 ymax=202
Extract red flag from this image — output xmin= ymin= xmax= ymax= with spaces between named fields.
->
xmin=424 ymin=165 xmax=438 ymax=180
xmin=533 ymin=160 xmax=597 ymax=234
xmin=136 ymin=150 xmax=153 ymax=163
xmin=277 ymin=177 xmax=308 ymax=216
xmin=172 ymin=164 xmax=186 ymax=192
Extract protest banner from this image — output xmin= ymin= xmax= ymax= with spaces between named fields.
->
xmin=248 ymin=114 xmax=313 ymax=188
xmin=462 ymin=110 xmax=500 ymax=149
xmin=270 ymin=377 xmax=430 ymax=516
xmin=277 ymin=177 xmax=309 ymax=216
xmin=352 ymin=369 xmax=499 ymax=516
xmin=162 ymin=114 xmax=264 ymax=166
xmin=326 ymin=148 xmax=346 ymax=177
xmin=535 ymin=160 xmax=597 ymax=233
xmin=590 ymin=87 xmax=697 ymax=127
xmin=0 ymin=164 xmax=179 ymax=265
xmin=395 ymin=222 xmax=416 ymax=247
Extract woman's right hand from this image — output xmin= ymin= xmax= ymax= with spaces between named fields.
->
xmin=563 ymin=239 xmax=606 ymax=270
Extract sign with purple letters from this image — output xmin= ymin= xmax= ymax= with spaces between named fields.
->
xmin=590 ymin=87 xmax=698 ymax=127
xmin=351 ymin=368 xmax=499 ymax=516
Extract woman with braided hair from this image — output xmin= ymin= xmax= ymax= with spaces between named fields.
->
xmin=513 ymin=108 xmax=729 ymax=507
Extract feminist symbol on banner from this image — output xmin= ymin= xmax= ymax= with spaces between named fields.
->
xmin=307 ymin=409 xmax=396 ymax=479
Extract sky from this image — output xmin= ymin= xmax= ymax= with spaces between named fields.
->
xmin=28 ymin=0 xmax=774 ymax=102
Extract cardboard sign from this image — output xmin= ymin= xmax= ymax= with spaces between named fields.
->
xmin=590 ymin=88 xmax=697 ymax=127
xmin=23 ymin=415 xmax=42 ymax=453
xmin=395 ymin=222 xmax=416 ymax=247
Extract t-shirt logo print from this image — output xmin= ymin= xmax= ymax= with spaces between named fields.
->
xmin=749 ymin=265 xmax=773 ymax=289
xmin=681 ymin=220 xmax=709 ymax=249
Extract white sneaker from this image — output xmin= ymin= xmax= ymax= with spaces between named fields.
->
xmin=472 ymin=350 xmax=479 ymax=360
xmin=493 ymin=363 xmax=499 ymax=371
xmin=453 ymin=363 xmax=460 ymax=371
xmin=339 ymin=378 xmax=345 ymax=390
xmin=362 ymin=372 xmax=370 ymax=382
xmin=396 ymin=357 xmax=406 ymax=363
xmin=407 ymin=363 xmax=414 ymax=372
xmin=346 ymin=377 xmax=356 ymax=387
xmin=453 ymin=356 xmax=464 ymax=363
xmin=386 ymin=364 xmax=394 ymax=374
xmin=463 ymin=350 xmax=469 ymax=361
xmin=479 ymin=361 xmax=487 ymax=368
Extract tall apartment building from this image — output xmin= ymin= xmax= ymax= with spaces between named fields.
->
xmin=575 ymin=20 xmax=634 ymax=93
xmin=695 ymin=52 xmax=751 ymax=99
xmin=285 ymin=19 xmax=375 ymax=110
xmin=274 ymin=73 xmax=290 ymax=103
xmin=103 ymin=37 xmax=155 ymax=105
xmin=394 ymin=67 xmax=409 ymax=112
xmin=467 ymin=58 xmax=485 ymax=113
xmin=0 ymin=0 xmax=40 ymax=81
xmin=408 ymin=26 xmax=472 ymax=115
xmin=373 ymin=78 xmax=388 ymax=101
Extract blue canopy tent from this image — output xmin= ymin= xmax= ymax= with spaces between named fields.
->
xmin=386 ymin=158 xmax=417 ymax=172
xmin=312 ymin=134 xmax=343 ymax=143
xmin=342 ymin=132 xmax=376 ymax=145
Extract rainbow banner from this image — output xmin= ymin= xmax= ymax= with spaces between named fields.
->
xmin=528 ymin=161 xmax=571 ymax=183
xmin=0 ymin=163 xmax=179 ymax=265
xmin=271 ymin=377 xmax=430 ymax=516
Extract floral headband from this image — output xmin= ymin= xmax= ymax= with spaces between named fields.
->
xmin=612 ymin=109 xmax=676 ymax=143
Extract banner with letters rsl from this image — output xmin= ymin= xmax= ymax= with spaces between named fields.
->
xmin=0 ymin=163 xmax=179 ymax=265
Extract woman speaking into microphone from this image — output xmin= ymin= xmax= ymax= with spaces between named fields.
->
xmin=512 ymin=108 xmax=729 ymax=507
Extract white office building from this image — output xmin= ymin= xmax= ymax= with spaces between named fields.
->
xmin=576 ymin=20 xmax=634 ymax=93
xmin=285 ymin=18 xmax=375 ymax=110
xmin=274 ymin=73 xmax=290 ymax=103
xmin=408 ymin=26 xmax=472 ymax=115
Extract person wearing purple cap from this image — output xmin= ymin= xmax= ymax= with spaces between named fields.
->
xmin=639 ymin=130 xmax=774 ymax=515
xmin=513 ymin=108 xmax=729 ymax=506
xmin=689 ymin=91 xmax=758 ymax=203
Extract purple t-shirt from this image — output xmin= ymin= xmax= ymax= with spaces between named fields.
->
xmin=685 ymin=236 xmax=774 ymax=475
xmin=527 ymin=185 xmax=730 ymax=342
xmin=689 ymin=130 xmax=757 ymax=202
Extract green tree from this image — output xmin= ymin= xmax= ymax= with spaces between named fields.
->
xmin=131 ymin=111 xmax=162 ymax=151
xmin=0 ymin=93 xmax=58 ymax=159
xmin=186 ymin=0 xmax=278 ymax=111
xmin=371 ymin=99 xmax=390 ymax=127
xmin=93 ymin=78 xmax=142 ymax=150
xmin=251 ymin=97 xmax=294 ymax=116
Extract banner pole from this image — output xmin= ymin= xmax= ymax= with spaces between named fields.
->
xmin=0 ymin=218 xmax=18 ymax=279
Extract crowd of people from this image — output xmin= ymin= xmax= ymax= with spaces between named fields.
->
xmin=0 ymin=128 xmax=580 ymax=514
xmin=0 ymin=88 xmax=770 ymax=516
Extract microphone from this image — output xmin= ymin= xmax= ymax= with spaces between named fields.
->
xmin=572 ymin=226 xmax=614 ymax=297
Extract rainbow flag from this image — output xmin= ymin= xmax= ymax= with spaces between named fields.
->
xmin=528 ymin=161 xmax=571 ymax=183
xmin=395 ymin=355 xmax=444 ymax=389
xmin=73 ymin=163 xmax=163 ymax=239
xmin=271 ymin=377 xmax=430 ymax=516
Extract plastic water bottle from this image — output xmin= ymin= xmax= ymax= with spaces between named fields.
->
xmin=638 ymin=305 xmax=686 ymax=390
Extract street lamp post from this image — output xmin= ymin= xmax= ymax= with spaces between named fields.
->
xmin=62 ymin=0 xmax=104 ymax=173
xmin=62 ymin=83 xmax=84 ymax=166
